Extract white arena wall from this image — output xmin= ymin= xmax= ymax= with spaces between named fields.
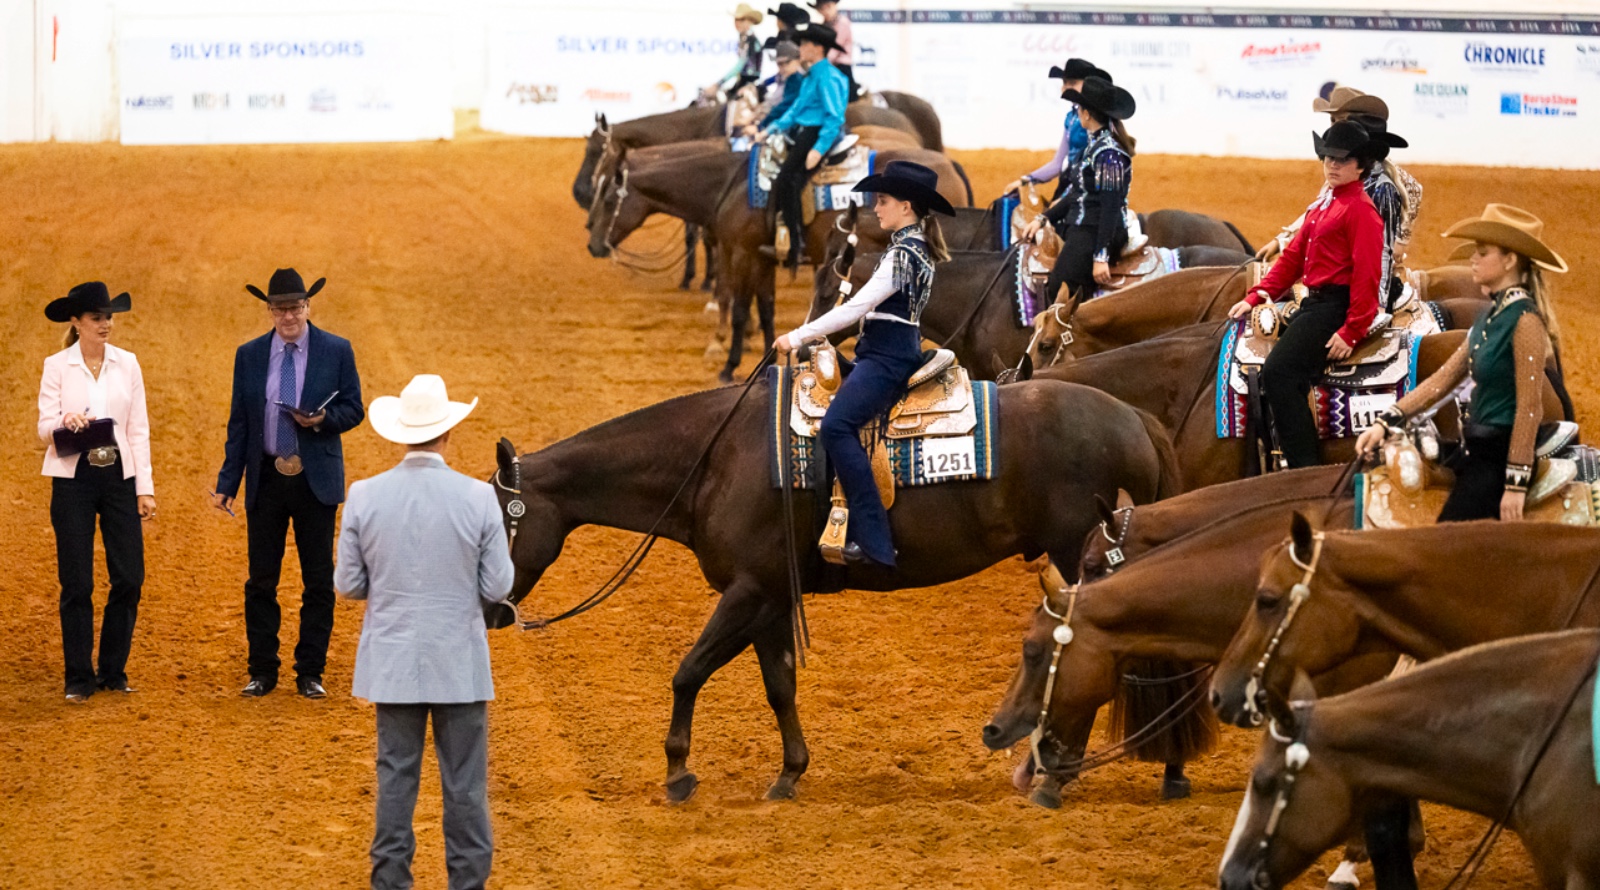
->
xmin=3 ymin=0 xmax=1598 ymax=169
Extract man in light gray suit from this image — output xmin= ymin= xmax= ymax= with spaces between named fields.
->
xmin=334 ymin=374 xmax=514 ymax=890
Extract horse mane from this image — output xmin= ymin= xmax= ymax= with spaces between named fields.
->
xmin=528 ymin=384 xmax=746 ymax=457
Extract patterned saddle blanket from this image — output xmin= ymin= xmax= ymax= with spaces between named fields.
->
xmin=1216 ymin=294 xmax=1447 ymax=440
xmin=748 ymin=138 xmax=876 ymax=215
xmin=768 ymin=358 xmax=999 ymax=498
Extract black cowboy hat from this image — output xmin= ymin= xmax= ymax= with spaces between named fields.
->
xmin=1313 ymin=120 xmax=1384 ymax=162
xmin=1345 ymin=112 xmax=1408 ymax=150
xmin=1048 ymin=58 xmax=1111 ymax=83
xmin=793 ymin=22 xmax=842 ymax=53
xmin=1061 ymin=76 xmax=1136 ymax=120
xmin=245 ymin=267 xmax=326 ymax=304
xmin=853 ymin=160 xmax=955 ymax=217
xmin=45 ymin=281 xmax=131 ymax=323
xmin=807 ymin=0 xmax=839 ymax=8
xmin=768 ymin=3 xmax=811 ymax=27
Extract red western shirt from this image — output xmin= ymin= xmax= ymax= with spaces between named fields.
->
xmin=1246 ymin=179 xmax=1384 ymax=347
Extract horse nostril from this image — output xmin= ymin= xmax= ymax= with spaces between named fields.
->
xmin=981 ymin=724 xmax=1000 ymax=743
xmin=1210 ymin=689 xmax=1222 ymax=710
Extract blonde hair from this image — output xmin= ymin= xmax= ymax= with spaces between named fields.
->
xmin=62 ymin=325 xmax=80 ymax=349
xmin=1522 ymin=261 xmax=1560 ymax=355
xmin=922 ymin=214 xmax=951 ymax=264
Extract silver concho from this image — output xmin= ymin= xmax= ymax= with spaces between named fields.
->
xmin=506 ymin=500 xmax=527 ymax=519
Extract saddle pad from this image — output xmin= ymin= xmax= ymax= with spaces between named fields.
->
xmin=748 ymin=148 xmax=772 ymax=209
xmin=1354 ymin=466 xmax=1597 ymax=530
xmin=1215 ymin=319 xmax=1421 ymax=440
xmin=997 ymin=195 xmax=1020 ymax=250
xmin=769 ymin=366 xmax=999 ymax=490
xmin=1014 ymin=245 xmax=1041 ymax=328
xmin=1091 ymin=247 xmax=1181 ymax=301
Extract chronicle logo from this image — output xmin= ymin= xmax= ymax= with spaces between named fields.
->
xmin=1413 ymin=82 xmax=1469 ymax=118
xmin=1361 ymin=40 xmax=1425 ymax=74
xmin=1217 ymin=86 xmax=1289 ymax=104
xmin=124 ymin=95 xmax=174 ymax=110
xmin=192 ymin=92 xmax=229 ymax=110
xmin=1110 ymin=38 xmax=1191 ymax=68
xmin=1464 ymin=42 xmax=1546 ymax=72
xmin=1241 ymin=41 xmax=1321 ymax=66
xmin=1500 ymin=91 xmax=1578 ymax=118
xmin=506 ymin=83 xmax=558 ymax=105
xmin=309 ymin=89 xmax=337 ymax=113
xmin=247 ymin=93 xmax=285 ymax=110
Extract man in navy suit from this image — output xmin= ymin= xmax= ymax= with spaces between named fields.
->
xmin=213 ymin=268 xmax=364 ymax=699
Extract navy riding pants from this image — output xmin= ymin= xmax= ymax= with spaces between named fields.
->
xmin=819 ymin=321 xmax=923 ymax=567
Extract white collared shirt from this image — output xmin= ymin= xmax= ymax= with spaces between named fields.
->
xmin=70 ymin=341 xmax=110 ymax=419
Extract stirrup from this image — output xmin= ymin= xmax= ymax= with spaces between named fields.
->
xmin=819 ymin=483 xmax=849 ymax=565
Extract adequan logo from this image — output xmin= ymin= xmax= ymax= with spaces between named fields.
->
xmin=309 ymin=89 xmax=337 ymax=113
xmin=507 ymin=83 xmax=559 ymax=105
xmin=1413 ymin=82 xmax=1469 ymax=118
xmin=1500 ymin=91 xmax=1578 ymax=118
xmin=1361 ymin=39 xmax=1426 ymax=74
xmin=192 ymin=92 xmax=229 ymax=111
xmin=124 ymin=95 xmax=175 ymax=110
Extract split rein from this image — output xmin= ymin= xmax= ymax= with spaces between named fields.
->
xmin=597 ymin=165 xmax=692 ymax=277
xmin=494 ymin=350 xmax=779 ymax=631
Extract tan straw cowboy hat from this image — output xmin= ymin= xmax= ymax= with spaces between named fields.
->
xmin=734 ymin=3 xmax=765 ymax=22
xmin=1312 ymin=85 xmax=1390 ymax=121
xmin=369 ymin=374 xmax=479 ymax=444
xmin=1444 ymin=204 xmax=1568 ymax=273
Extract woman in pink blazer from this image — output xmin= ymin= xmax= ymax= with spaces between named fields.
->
xmin=37 ymin=282 xmax=155 ymax=702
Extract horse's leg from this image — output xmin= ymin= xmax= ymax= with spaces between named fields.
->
xmin=680 ymin=224 xmax=700 ymax=291
xmin=663 ymin=583 xmax=770 ymax=802
xmin=751 ymin=604 xmax=809 ymax=800
xmin=720 ymin=292 xmax=752 ymax=383
xmin=1162 ymin=761 xmax=1191 ymax=800
xmin=756 ymin=278 xmax=777 ymax=353
xmin=702 ymin=233 xmax=718 ymax=293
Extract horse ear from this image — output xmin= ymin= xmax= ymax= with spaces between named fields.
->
xmin=1018 ymin=353 xmax=1034 ymax=381
xmin=1115 ymin=488 xmax=1136 ymax=510
xmin=1289 ymin=511 xmax=1315 ymax=561
xmin=1094 ymin=494 xmax=1116 ymax=527
xmin=496 ymin=438 xmax=517 ymax=477
xmin=1054 ymin=281 xmax=1073 ymax=309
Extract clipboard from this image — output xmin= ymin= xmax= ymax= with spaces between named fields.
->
xmin=52 ymin=417 xmax=116 ymax=457
xmin=275 ymin=390 xmax=338 ymax=420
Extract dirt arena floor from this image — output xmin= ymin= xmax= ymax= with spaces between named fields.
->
xmin=2 ymin=122 xmax=1598 ymax=889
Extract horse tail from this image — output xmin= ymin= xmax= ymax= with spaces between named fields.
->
xmin=1222 ymin=219 xmax=1255 ymax=255
xmin=949 ymin=159 xmax=974 ymax=207
xmin=1133 ymin=408 xmax=1183 ymax=501
xmin=1109 ymin=659 xmax=1220 ymax=764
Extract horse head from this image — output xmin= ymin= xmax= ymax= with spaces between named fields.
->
xmin=1075 ymin=489 xmax=1137 ymax=583
xmin=491 ymin=438 xmax=571 ymax=620
xmin=1211 ymin=512 xmax=1362 ymax=729
xmin=573 ymin=112 xmax=615 ymax=210
xmin=1218 ymin=680 xmax=1349 ymax=890
xmin=1024 ymin=290 xmax=1078 ymax=371
xmin=585 ymin=148 xmax=649 ymax=259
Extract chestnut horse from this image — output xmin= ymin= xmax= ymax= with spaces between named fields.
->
xmin=492 ymin=378 xmax=1179 ymax=801
xmin=1220 ymin=630 xmax=1600 ymax=890
xmin=1212 ymin=518 xmax=1600 ymax=729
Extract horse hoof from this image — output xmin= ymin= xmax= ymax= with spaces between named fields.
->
xmin=765 ymin=777 xmax=798 ymax=801
xmin=716 ymin=370 xmax=735 ymax=385
xmin=1161 ymin=775 xmax=1192 ymax=800
xmin=1029 ymin=784 xmax=1063 ymax=810
xmin=702 ymin=301 xmax=719 ymax=314
xmin=665 ymin=772 xmax=700 ymax=803
xmin=678 ymin=280 xmax=693 ymax=292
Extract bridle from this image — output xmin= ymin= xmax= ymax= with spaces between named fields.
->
xmin=1094 ymin=505 xmax=1134 ymax=575
xmin=1029 ymin=568 xmax=1080 ymax=778
xmin=1010 ymin=301 xmax=1075 ymax=381
xmin=597 ymin=162 xmax=691 ymax=275
xmin=1245 ymin=709 xmax=1315 ymax=890
xmin=1241 ymin=532 xmax=1326 ymax=728
xmin=492 ymin=456 xmax=529 ymax=628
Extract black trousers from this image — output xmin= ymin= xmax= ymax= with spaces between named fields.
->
xmin=775 ymin=125 xmax=822 ymax=264
xmin=1045 ymin=223 xmax=1126 ymax=307
xmin=244 ymin=458 xmax=337 ymax=682
xmin=1261 ymin=292 xmax=1350 ymax=469
xmin=1437 ymin=427 xmax=1512 ymax=522
xmin=835 ymin=63 xmax=858 ymax=101
xmin=51 ymin=455 xmax=144 ymax=694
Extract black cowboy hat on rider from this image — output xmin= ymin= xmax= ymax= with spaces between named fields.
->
xmin=1021 ymin=76 xmax=1137 ymax=310
xmin=756 ymin=21 xmax=849 ymax=269
xmin=1358 ymin=204 xmax=1568 ymax=521
xmin=1228 ymin=120 xmax=1386 ymax=470
xmin=1004 ymin=59 xmax=1113 ymax=202
xmin=772 ymin=160 xmax=953 ymax=567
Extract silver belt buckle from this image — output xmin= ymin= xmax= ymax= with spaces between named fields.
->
xmin=274 ymin=455 xmax=304 ymax=476
xmin=86 ymin=446 xmax=118 ymax=468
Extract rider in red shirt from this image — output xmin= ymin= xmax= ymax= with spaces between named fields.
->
xmin=1229 ymin=120 xmax=1386 ymax=468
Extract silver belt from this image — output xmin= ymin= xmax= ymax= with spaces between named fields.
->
xmin=86 ymin=446 xmax=119 ymax=468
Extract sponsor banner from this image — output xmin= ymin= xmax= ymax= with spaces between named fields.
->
xmin=117 ymin=14 xmax=451 ymax=145
xmin=482 ymin=7 xmax=742 ymax=137
xmin=849 ymin=14 xmax=1597 ymax=168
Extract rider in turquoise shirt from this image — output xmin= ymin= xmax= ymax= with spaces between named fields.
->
xmin=759 ymin=22 xmax=849 ymax=268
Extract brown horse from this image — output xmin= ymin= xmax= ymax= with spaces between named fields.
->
xmin=1219 ymin=629 xmax=1600 ymax=890
xmin=491 ymin=377 xmax=1179 ymax=802
xmin=587 ymin=140 xmax=968 ymax=381
xmin=1033 ymin=326 xmax=1567 ymax=490
xmin=1212 ymin=518 xmax=1600 ymax=729
xmin=1024 ymin=274 xmax=1492 ymax=370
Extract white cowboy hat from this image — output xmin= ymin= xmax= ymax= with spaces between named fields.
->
xmin=369 ymin=374 xmax=479 ymax=445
